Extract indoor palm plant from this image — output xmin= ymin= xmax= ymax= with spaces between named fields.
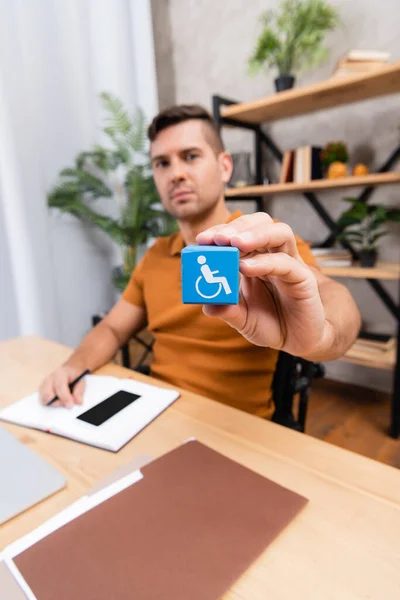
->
xmin=248 ymin=0 xmax=340 ymax=92
xmin=337 ymin=197 xmax=400 ymax=267
xmin=47 ymin=92 xmax=177 ymax=291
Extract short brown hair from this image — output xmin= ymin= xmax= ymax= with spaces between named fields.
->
xmin=147 ymin=104 xmax=224 ymax=154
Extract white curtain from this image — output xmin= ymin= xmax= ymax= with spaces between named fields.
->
xmin=0 ymin=0 xmax=158 ymax=345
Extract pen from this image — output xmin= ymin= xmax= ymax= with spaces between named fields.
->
xmin=47 ymin=369 xmax=90 ymax=406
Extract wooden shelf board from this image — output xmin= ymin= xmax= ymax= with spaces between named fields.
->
xmin=225 ymin=172 xmax=400 ymax=198
xmin=221 ymin=62 xmax=400 ymax=124
xmin=340 ymin=340 xmax=396 ymax=371
xmin=320 ymin=261 xmax=400 ymax=281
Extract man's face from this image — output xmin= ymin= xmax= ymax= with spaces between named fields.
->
xmin=150 ymin=120 xmax=232 ymax=221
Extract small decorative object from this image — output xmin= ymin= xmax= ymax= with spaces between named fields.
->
xmin=332 ymin=50 xmax=390 ymax=79
xmin=181 ymin=245 xmax=239 ymax=305
xmin=229 ymin=152 xmax=254 ymax=187
xmin=248 ymin=0 xmax=340 ymax=92
xmin=327 ymin=161 xmax=348 ymax=179
xmin=47 ymin=92 xmax=177 ymax=292
xmin=320 ymin=141 xmax=349 ymax=172
xmin=352 ymin=163 xmax=369 ymax=176
xmin=337 ymin=197 xmax=400 ymax=267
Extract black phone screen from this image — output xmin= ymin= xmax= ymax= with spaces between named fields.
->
xmin=77 ymin=390 xmax=141 ymax=426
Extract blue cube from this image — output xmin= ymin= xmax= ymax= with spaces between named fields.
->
xmin=181 ymin=245 xmax=239 ymax=305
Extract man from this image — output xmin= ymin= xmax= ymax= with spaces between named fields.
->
xmin=39 ymin=105 xmax=361 ymax=417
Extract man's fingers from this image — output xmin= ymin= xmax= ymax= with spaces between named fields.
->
xmin=72 ymin=379 xmax=85 ymax=405
xmin=196 ymin=212 xmax=273 ymax=245
xmin=230 ymin=222 xmax=300 ymax=259
xmin=39 ymin=379 xmax=56 ymax=406
xmin=53 ymin=376 xmax=75 ymax=409
xmin=240 ymin=252 xmax=317 ymax=295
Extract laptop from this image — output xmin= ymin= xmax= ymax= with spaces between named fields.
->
xmin=0 ymin=425 xmax=66 ymax=526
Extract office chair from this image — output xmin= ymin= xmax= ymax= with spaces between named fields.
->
xmin=271 ymin=351 xmax=325 ymax=433
xmin=120 ymin=327 xmax=324 ymax=433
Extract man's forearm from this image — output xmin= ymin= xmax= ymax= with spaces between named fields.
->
xmin=63 ymin=321 xmax=124 ymax=373
xmin=301 ymin=273 xmax=361 ymax=362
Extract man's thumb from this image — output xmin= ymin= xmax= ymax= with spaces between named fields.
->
xmin=202 ymin=304 xmax=246 ymax=332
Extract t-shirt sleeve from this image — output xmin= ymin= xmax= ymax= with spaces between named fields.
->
xmin=122 ymin=255 xmax=146 ymax=307
xmin=294 ymin=234 xmax=318 ymax=268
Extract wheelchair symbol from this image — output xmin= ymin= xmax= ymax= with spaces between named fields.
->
xmin=195 ymin=255 xmax=232 ymax=300
xmin=195 ymin=276 xmax=222 ymax=299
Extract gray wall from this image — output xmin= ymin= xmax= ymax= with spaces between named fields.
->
xmin=151 ymin=0 xmax=400 ymax=391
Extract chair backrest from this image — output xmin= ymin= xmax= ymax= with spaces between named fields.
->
xmin=271 ymin=351 xmax=325 ymax=432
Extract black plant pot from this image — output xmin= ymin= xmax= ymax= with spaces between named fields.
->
xmin=360 ymin=249 xmax=377 ymax=267
xmin=274 ymin=75 xmax=295 ymax=92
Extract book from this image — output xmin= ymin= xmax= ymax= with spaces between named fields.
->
xmin=316 ymin=259 xmax=353 ymax=267
xmin=345 ymin=49 xmax=390 ymax=62
xmin=294 ymin=146 xmax=306 ymax=184
xmin=0 ymin=375 xmax=180 ymax=452
xmin=304 ymin=145 xmax=323 ymax=181
xmin=359 ymin=331 xmax=393 ymax=344
xmin=350 ymin=339 xmax=396 ymax=355
xmin=311 ymin=247 xmax=353 ymax=267
xmin=356 ymin=332 xmax=395 ymax=352
xmin=332 ymin=62 xmax=387 ymax=79
xmin=311 ymin=248 xmax=352 ymax=258
xmin=292 ymin=146 xmax=323 ymax=184
xmin=280 ymin=149 xmax=295 ymax=183
xmin=332 ymin=50 xmax=390 ymax=78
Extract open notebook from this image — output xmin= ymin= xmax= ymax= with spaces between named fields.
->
xmin=0 ymin=375 xmax=180 ymax=452
xmin=1 ymin=440 xmax=308 ymax=600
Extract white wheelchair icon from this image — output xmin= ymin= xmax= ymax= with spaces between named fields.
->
xmin=195 ymin=255 xmax=232 ymax=299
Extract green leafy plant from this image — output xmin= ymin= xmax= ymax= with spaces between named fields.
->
xmin=337 ymin=197 xmax=400 ymax=252
xmin=248 ymin=0 xmax=340 ymax=77
xmin=320 ymin=141 xmax=349 ymax=168
xmin=47 ymin=92 xmax=177 ymax=291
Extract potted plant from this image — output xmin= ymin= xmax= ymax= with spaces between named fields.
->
xmin=248 ymin=0 xmax=340 ymax=92
xmin=47 ymin=92 xmax=177 ymax=292
xmin=337 ymin=197 xmax=400 ymax=267
xmin=320 ymin=141 xmax=349 ymax=178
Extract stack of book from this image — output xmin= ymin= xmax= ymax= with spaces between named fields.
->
xmin=355 ymin=332 xmax=396 ymax=354
xmin=332 ymin=49 xmax=390 ymax=79
xmin=346 ymin=333 xmax=396 ymax=366
xmin=311 ymin=247 xmax=353 ymax=268
xmin=280 ymin=145 xmax=323 ymax=184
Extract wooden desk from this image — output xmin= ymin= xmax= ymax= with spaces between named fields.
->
xmin=1 ymin=337 xmax=400 ymax=599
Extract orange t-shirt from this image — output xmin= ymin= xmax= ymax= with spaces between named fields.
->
xmin=123 ymin=211 xmax=317 ymax=418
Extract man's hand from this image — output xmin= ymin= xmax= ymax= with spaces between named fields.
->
xmin=39 ymin=365 xmax=86 ymax=408
xmin=37 ymin=299 xmax=146 ymax=408
xmin=196 ymin=212 xmax=360 ymax=360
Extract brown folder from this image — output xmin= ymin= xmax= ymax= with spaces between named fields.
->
xmin=0 ymin=454 xmax=152 ymax=599
xmin=11 ymin=441 xmax=307 ymax=599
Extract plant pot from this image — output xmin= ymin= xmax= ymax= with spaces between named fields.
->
xmin=360 ymin=249 xmax=377 ymax=268
xmin=274 ymin=75 xmax=295 ymax=92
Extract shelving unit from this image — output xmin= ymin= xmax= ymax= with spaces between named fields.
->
xmin=225 ymin=172 xmax=400 ymax=197
xmin=213 ymin=63 xmax=400 ymax=438
xmin=220 ymin=62 xmax=400 ymax=124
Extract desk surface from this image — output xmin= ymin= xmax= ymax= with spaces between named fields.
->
xmin=1 ymin=336 xmax=400 ymax=599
